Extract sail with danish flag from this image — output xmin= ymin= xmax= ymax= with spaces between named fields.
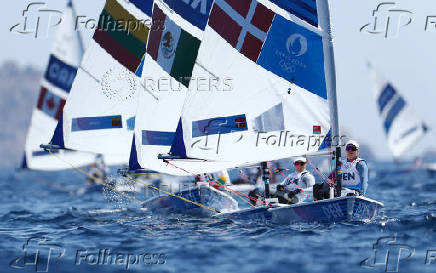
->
xmin=165 ymin=0 xmax=331 ymax=165
xmin=21 ymin=0 xmax=96 ymax=170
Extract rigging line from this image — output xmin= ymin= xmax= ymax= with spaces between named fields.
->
xmin=46 ymin=148 xmax=219 ymax=212
xmin=195 ymin=61 xmax=219 ymax=78
xmin=266 ymin=162 xmax=312 ymax=198
xmin=139 ymin=81 xmax=159 ymax=101
xmin=79 ymin=65 xmax=100 ymax=83
xmin=305 ymin=156 xmax=330 ymax=184
xmin=22 ymin=172 xmax=70 ymax=193
xmin=164 ymin=160 xmax=269 ymax=207
xmin=123 ymin=174 xmax=219 ymax=214
xmin=47 ymin=150 xmax=143 ymax=205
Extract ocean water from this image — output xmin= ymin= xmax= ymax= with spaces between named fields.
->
xmin=1 ymin=164 xmax=436 ymax=273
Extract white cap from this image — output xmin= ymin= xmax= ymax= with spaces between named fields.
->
xmin=293 ymin=157 xmax=307 ymax=163
xmin=345 ymin=140 xmax=359 ymax=148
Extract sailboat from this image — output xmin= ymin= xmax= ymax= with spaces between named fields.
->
xmin=21 ymin=0 xmax=96 ymax=170
xmin=133 ymin=0 xmax=383 ymax=222
xmin=41 ymin=0 xmax=383 ymax=223
xmin=368 ymin=63 xmax=431 ymax=175
xmin=44 ymin=0 xmax=152 ymax=167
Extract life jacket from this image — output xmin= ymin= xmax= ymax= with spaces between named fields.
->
xmin=282 ymin=170 xmax=310 ymax=191
xmin=340 ymin=158 xmax=365 ymax=192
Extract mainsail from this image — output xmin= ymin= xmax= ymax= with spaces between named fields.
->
xmin=22 ymin=0 xmax=96 ymax=170
xmin=129 ymin=1 xmax=244 ymax=175
xmin=51 ymin=0 xmax=152 ymax=165
xmin=126 ymin=0 xmax=335 ymax=176
xmin=168 ymin=0 xmax=332 ymax=165
xmin=369 ymin=64 xmax=428 ymax=159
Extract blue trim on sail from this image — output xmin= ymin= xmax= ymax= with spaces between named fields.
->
xmin=67 ymin=0 xmax=72 ymax=7
xmin=318 ymin=128 xmax=332 ymax=151
xmin=135 ymin=56 xmax=145 ymax=77
xmin=269 ymin=0 xmax=318 ymax=27
xmin=192 ymin=114 xmax=248 ymax=137
xmin=142 ymin=131 xmax=175 ymax=146
xmin=384 ymin=97 xmax=406 ymax=133
xmin=51 ymin=114 xmax=65 ymax=148
xmin=129 ymin=135 xmax=142 ymax=170
xmin=129 ymin=0 xmax=153 ymax=16
xmin=20 ymin=153 xmax=28 ymax=169
xmin=71 ymin=115 xmax=122 ymax=131
xmin=377 ymin=84 xmax=396 ymax=113
xmin=127 ymin=116 xmax=135 ymax=131
xmin=170 ymin=119 xmax=187 ymax=158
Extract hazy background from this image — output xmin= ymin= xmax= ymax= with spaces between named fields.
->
xmin=0 ymin=0 xmax=435 ymax=168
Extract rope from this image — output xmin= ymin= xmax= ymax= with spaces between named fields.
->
xmin=47 ymin=150 xmax=143 ymax=204
xmin=22 ymin=172 xmax=70 ymax=193
xmin=123 ymin=174 xmax=219 ymax=213
xmin=164 ymin=161 xmax=269 ymax=207
xmin=305 ymin=157 xmax=330 ymax=183
xmin=46 ymin=150 xmax=219 ymax=213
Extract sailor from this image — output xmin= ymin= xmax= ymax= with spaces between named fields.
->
xmin=87 ymin=154 xmax=108 ymax=184
xmin=340 ymin=140 xmax=368 ymax=195
xmin=276 ymin=157 xmax=315 ymax=204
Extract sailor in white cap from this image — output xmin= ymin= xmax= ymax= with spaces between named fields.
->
xmin=276 ymin=156 xmax=315 ymax=204
xmin=340 ymin=140 xmax=369 ymax=195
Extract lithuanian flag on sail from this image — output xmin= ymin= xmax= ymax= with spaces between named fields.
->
xmin=93 ymin=0 xmax=149 ymax=73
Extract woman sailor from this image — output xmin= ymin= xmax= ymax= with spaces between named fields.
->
xmin=340 ymin=140 xmax=369 ymax=195
xmin=276 ymin=157 xmax=315 ymax=204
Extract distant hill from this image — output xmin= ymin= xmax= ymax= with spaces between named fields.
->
xmin=0 ymin=61 xmax=42 ymax=168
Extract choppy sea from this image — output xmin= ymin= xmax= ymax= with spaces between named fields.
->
xmin=1 ymin=162 xmax=435 ymax=273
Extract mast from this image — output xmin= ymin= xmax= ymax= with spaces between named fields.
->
xmin=317 ymin=0 xmax=342 ymax=197
xmin=69 ymin=0 xmax=85 ymax=55
xmin=261 ymin=162 xmax=270 ymax=199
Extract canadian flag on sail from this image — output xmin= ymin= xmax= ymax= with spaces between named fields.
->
xmin=36 ymin=86 xmax=65 ymax=120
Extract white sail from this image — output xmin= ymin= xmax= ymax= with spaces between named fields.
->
xmin=130 ymin=1 xmax=241 ymax=175
xmin=22 ymin=0 xmax=96 ymax=170
xmin=53 ymin=0 xmax=152 ymax=165
xmin=369 ymin=64 xmax=428 ymax=158
xmin=169 ymin=0 xmax=331 ymax=166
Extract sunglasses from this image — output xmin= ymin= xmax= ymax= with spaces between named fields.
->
xmin=346 ymin=145 xmax=358 ymax=151
xmin=294 ymin=161 xmax=306 ymax=166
